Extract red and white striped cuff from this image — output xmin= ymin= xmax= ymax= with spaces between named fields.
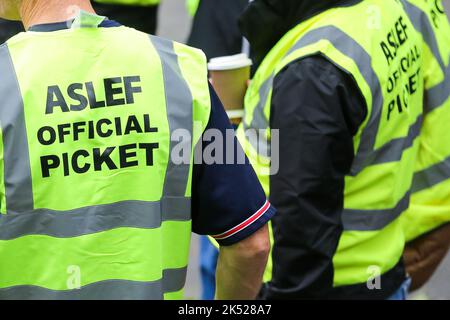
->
xmin=212 ymin=200 xmax=271 ymax=241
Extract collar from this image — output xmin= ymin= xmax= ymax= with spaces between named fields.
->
xmin=28 ymin=19 xmax=120 ymax=32
xmin=28 ymin=10 xmax=121 ymax=32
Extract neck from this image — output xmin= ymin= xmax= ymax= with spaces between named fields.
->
xmin=20 ymin=0 xmax=96 ymax=30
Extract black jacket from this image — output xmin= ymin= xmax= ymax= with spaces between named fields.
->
xmin=239 ymin=0 xmax=406 ymax=300
xmin=0 ymin=19 xmax=23 ymax=44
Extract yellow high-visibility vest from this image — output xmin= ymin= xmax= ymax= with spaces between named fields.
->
xmin=0 ymin=14 xmax=210 ymax=299
xmin=400 ymin=0 xmax=450 ymax=242
xmin=237 ymin=0 xmax=424 ymax=286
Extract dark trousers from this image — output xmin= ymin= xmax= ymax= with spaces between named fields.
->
xmin=92 ymin=2 xmax=159 ymax=34
xmin=0 ymin=19 xmax=24 ymax=44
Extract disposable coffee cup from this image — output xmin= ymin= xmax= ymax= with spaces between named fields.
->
xmin=208 ymin=54 xmax=252 ymax=122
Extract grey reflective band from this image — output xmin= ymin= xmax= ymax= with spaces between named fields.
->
xmin=401 ymin=0 xmax=445 ymax=69
xmin=0 ymin=36 xmax=194 ymax=300
xmin=287 ymin=26 xmax=384 ymax=175
xmin=0 ymin=45 xmax=34 ymax=214
xmin=412 ymin=156 xmax=450 ymax=193
xmin=401 ymin=0 xmax=450 ymax=112
xmin=162 ymin=267 xmax=187 ymax=294
xmin=363 ymin=114 xmax=422 ymax=167
xmin=150 ymin=36 xmax=193 ymax=205
xmin=242 ymin=75 xmax=274 ymax=156
xmin=426 ymin=60 xmax=450 ymax=111
xmin=0 ymin=37 xmax=193 ymax=220
xmin=246 ymin=75 xmax=274 ymax=132
xmin=245 ymin=25 xmax=422 ymax=175
xmin=0 ymin=198 xmax=190 ymax=240
xmin=342 ymin=192 xmax=410 ymax=231
xmin=0 ymin=267 xmax=187 ymax=300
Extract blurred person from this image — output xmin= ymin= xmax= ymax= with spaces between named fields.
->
xmin=400 ymin=0 xmax=450 ymax=291
xmin=237 ymin=0 xmax=424 ymax=299
xmin=0 ymin=0 xmax=275 ymax=300
xmin=0 ymin=18 xmax=23 ymax=44
xmin=187 ymin=0 xmax=249 ymax=61
xmin=92 ymin=0 xmax=159 ymax=34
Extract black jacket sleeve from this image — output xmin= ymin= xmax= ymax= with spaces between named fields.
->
xmin=265 ymin=54 xmax=367 ymax=299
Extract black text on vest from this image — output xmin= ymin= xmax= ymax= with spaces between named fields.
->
xmin=380 ymin=15 xmax=423 ymax=121
xmin=46 ymin=76 xmax=142 ymax=114
xmin=380 ymin=16 xmax=409 ymax=66
xmin=430 ymin=0 xmax=446 ymax=29
xmin=38 ymin=75 xmax=163 ymax=178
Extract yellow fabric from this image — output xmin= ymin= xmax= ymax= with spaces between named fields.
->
xmin=239 ymin=0 xmax=424 ymax=286
xmin=1 ymin=26 xmax=210 ymax=299
xmin=401 ymin=0 xmax=450 ymax=242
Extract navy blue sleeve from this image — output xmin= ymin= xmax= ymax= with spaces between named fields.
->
xmin=191 ymin=84 xmax=275 ymax=246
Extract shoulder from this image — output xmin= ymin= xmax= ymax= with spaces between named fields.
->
xmin=272 ymin=54 xmax=367 ymax=135
xmin=274 ymin=54 xmax=358 ymax=92
xmin=149 ymin=34 xmax=207 ymax=65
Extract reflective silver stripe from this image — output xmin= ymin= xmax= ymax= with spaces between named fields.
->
xmin=288 ymin=26 xmax=384 ymax=175
xmin=401 ymin=0 xmax=445 ymax=69
xmin=243 ymin=75 xmax=274 ymax=156
xmin=162 ymin=267 xmax=187 ymax=294
xmin=0 ymin=45 xmax=34 ymax=213
xmin=0 ymin=267 xmax=187 ymax=300
xmin=402 ymin=0 xmax=450 ymax=112
xmin=245 ymin=75 xmax=274 ymax=132
xmin=363 ymin=114 xmax=423 ymax=166
xmin=401 ymin=1 xmax=450 ymax=194
xmin=0 ymin=198 xmax=190 ymax=240
xmin=245 ymin=26 xmax=385 ymax=174
xmin=342 ymin=192 xmax=410 ymax=231
xmin=0 ymin=38 xmax=193 ymax=300
xmin=0 ymin=37 xmax=193 ymax=236
xmin=150 ymin=36 xmax=193 ymax=209
xmin=412 ymin=156 xmax=450 ymax=193
xmin=427 ymin=61 xmax=450 ymax=111
xmin=247 ymin=25 xmax=422 ymax=174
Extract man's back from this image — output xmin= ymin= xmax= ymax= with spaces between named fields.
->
xmin=4 ymin=25 xmax=205 ymax=210
xmin=0 ymin=19 xmax=210 ymax=299
xmin=0 ymin=0 xmax=274 ymax=300
xmin=238 ymin=0 xmax=424 ymax=299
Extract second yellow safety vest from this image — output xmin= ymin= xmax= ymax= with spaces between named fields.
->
xmin=237 ymin=0 xmax=424 ymax=286
xmin=400 ymin=0 xmax=450 ymax=242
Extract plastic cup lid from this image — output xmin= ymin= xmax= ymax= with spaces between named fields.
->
xmin=208 ymin=53 xmax=253 ymax=71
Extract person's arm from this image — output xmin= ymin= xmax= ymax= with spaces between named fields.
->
xmin=192 ymin=84 xmax=275 ymax=300
xmin=265 ymin=55 xmax=367 ymax=299
xmin=216 ymin=224 xmax=270 ymax=300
